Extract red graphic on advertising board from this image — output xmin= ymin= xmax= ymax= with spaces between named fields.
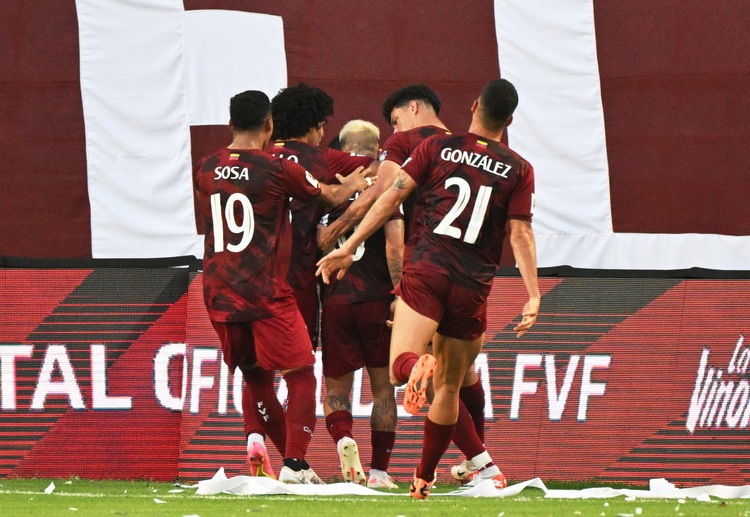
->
xmin=1 ymin=269 xmax=749 ymax=485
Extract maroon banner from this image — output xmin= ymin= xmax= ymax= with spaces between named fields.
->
xmin=1 ymin=268 xmax=749 ymax=485
xmin=2 ymin=1 xmax=749 ymax=259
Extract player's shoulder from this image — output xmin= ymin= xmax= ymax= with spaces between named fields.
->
xmin=381 ymin=130 xmax=407 ymax=150
xmin=200 ymin=146 xmax=234 ymax=165
xmin=381 ymin=125 xmax=451 ymax=160
xmin=418 ymin=125 xmax=452 ymax=139
xmin=205 ymin=147 xmax=277 ymax=168
xmin=269 ymin=139 xmax=311 ymax=157
xmin=389 ymin=125 xmax=449 ymax=143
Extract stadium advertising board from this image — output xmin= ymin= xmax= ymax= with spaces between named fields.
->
xmin=1 ymin=268 xmax=748 ymax=485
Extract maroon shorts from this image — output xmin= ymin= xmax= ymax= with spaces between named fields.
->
xmin=320 ymin=298 xmax=391 ymax=378
xmin=395 ymin=269 xmax=487 ymax=340
xmin=293 ymin=286 xmax=320 ymax=349
xmin=211 ymin=308 xmax=316 ymax=372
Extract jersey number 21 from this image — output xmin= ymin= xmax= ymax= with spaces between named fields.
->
xmin=433 ymin=177 xmax=492 ymax=244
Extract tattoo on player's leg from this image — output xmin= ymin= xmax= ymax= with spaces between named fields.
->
xmin=371 ymin=397 xmax=397 ymax=430
xmin=327 ymin=393 xmax=352 ymax=413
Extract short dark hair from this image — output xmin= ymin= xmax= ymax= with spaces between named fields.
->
xmin=478 ymin=79 xmax=518 ymax=131
xmin=381 ymin=84 xmax=441 ymax=124
xmin=271 ymin=83 xmax=334 ymax=140
xmin=229 ymin=90 xmax=271 ymax=131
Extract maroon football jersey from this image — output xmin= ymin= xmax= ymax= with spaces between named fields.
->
xmin=401 ymin=132 xmax=535 ymax=291
xmin=379 ymin=125 xmax=451 ymax=166
xmin=194 ymin=147 xmax=321 ymax=321
xmin=379 ymin=125 xmax=452 ymax=241
xmin=319 ymin=195 xmax=402 ymax=305
xmin=267 ymin=140 xmax=373 ymax=293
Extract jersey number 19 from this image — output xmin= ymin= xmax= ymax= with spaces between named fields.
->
xmin=210 ymin=193 xmax=255 ymax=252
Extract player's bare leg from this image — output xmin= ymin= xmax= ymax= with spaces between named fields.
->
xmin=323 ymin=372 xmax=354 ymax=418
xmin=430 ymin=336 xmax=481 ymax=422
xmin=389 ymin=297 xmax=438 ymax=387
xmin=461 ymin=365 xmax=479 ymax=391
xmin=409 ymin=334 xmax=478 ymax=498
xmin=423 ymin=336 xmax=499 ymax=484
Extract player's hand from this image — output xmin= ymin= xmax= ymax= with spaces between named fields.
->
xmin=316 ymin=247 xmax=354 ymax=284
xmin=514 ymin=296 xmax=540 ymax=338
xmin=335 ymin=166 xmax=375 ymax=193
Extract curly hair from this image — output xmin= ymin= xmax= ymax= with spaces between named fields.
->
xmin=381 ymin=84 xmax=441 ymax=124
xmin=271 ymin=83 xmax=334 ymax=140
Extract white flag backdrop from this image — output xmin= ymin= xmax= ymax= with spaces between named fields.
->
xmin=77 ymin=1 xmax=286 ymax=258
xmin=74 ymin=0 xmax=750 ymax=269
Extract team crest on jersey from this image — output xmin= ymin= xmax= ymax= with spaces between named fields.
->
xmin=305 ymin=170 xmax=320 ymax=188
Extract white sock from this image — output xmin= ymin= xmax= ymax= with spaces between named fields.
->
xmin=369 ymin=468 xmax=387 ymax=478
xmin=246 ymin=432 xmax=264 ymax=450
xmin=479 ymin=465 xmax=501 ymax=478
xmin=470 ymin=451 xmax=492 ymax=470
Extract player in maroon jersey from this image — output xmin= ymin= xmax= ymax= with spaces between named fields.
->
xmin=267 ymin=83 xmax=377 ymax=351
xmin=317 ymin=84 xmax=449 ymax=253
xmin=194 ymin=90 xmax=369 ymax=485
xmin=318 ymin=120 xmax=404 ymax=488
xmin=265 ymin=84 xmax=380 ymax=484
xmin=316 ymin=79 xmax=540 ymax=498
xmin=318 ymin=84 xmax=500 ymax=486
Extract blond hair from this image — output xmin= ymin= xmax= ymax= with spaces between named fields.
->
xmin=339 ymin=119 xmax=380 ymax=158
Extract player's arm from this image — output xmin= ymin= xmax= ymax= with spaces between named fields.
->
xmin=317 ymin=159 xmax=399 ymax=252
xmin=384 ymin=217 xmax=404 ymax=328
xmin=508 ymin=218 xmax=540 ymax=337
xmin=384 ymin=218 xmax=404 ymax=288
xmin=317 ymin=168 xmax=415 ymax=283
xmin=317 ymin=165 xmax=374 ymax=210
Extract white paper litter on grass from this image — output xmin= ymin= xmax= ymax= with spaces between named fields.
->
xmin=44 ymin=482 xmax=55 ymax=494
xmin=196 ymin=468 xmax=399 ymax=496
xmin=193 ymin=469 xmax=750 ymax=500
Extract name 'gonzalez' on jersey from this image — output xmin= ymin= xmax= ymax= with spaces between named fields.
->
xmin=400 ymin=132 xmax=535 ymax=290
